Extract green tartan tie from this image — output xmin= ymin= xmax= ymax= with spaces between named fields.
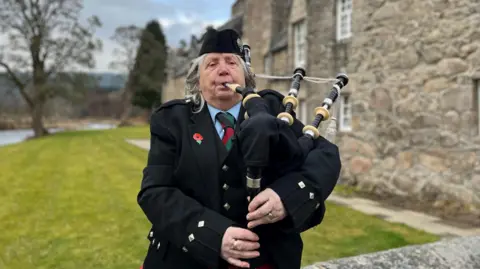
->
xmin=216 ymin=112 xmax=235 ymax=151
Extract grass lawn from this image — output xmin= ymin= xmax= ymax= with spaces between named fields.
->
xmin=0 ymin=126 xmax=439 ymax=268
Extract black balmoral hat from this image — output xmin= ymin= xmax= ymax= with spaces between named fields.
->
xmin=198 ymin=28 xmax=243 ymax=58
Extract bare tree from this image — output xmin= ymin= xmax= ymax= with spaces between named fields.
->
xmin=109 ymin=25 xmax=142 ymax=126
xmin=0 ymin=0 xmax=102 ymax=137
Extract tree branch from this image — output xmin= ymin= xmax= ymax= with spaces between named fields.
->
xmin=17 ymin=0 xmax=37 ymax=36
xmin=0 ymin=61 xmax=33 ymax=107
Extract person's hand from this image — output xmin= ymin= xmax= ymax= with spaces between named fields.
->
xmin=246 ymin=188 xmax=286 ymax=229
xmin=221 ymin=227 xmax=260 ymax=268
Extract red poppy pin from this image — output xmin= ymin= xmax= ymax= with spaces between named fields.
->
xmin=193 ymin=133 xmax=203 ymax=144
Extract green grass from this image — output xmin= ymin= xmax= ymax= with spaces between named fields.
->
xmin=331 ymin=184 xmax=360 ymax=197
xmin=300 ymin=203 xmax=439 ymax=265
xmin=0 ymin=126 xmax=439 ymax=268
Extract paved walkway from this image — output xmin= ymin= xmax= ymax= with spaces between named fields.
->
xmin=126 ymin=139 xmax=150 ymax=150
xmin=126 ymin=139 xmax=480 ymax=238
xmin=327 ymin=195 xmax=480 ymax=237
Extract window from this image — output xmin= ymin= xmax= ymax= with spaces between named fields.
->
xmin=339 ymin=94 xmax=352 ymax=131
xmin=293 ymin=20 xmax=307 ymax=67
xmin=336 ymin=0 xmax=352 ymax=41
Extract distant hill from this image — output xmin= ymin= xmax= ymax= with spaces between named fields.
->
xmin=0 ymin=71 xmax=128 ymax=95
xmin=89 ymin=72 xmax=128 ymax=91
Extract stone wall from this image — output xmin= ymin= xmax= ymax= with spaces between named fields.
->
xmin=163 ymin=75 xmax=186 ymax=102
xmin=290 ymin=0 xmax=307 ymax=25
xmin=336 ymin=0 xmax=480 ymax=213
xmin=242 ymin=0 xmax=274 ymax=92
xmin=231 ymin=0 xmax=245 ymax=17
xmin=272 ymin=49 xmax=288 ymax=77
xmin=262 ymin=49 xmax=290 ymax=95
xmin=303 ymin=0 xmax=342 ymax=124
xmin=305 ymin=235 xmax=480 ymax=269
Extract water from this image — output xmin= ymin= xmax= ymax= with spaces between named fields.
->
xmin=0 ymin=123 xmax=116 ymax=147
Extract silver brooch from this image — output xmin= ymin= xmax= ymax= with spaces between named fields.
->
xmin=237 ymin=38 xmax=243 ymax=52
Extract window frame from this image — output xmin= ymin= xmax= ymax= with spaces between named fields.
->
xmin=336 ymin=0 xmax=353 ymax=41
xmin=293 ymin=19 xmax=307 ymax=67
xmin=338 ymin=93 xmax=352 ymax=132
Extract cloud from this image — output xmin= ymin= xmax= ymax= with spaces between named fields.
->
xmin=79 ymin=0 xmax=234 ymax=71
xmin=159 ymin=12 xmax=226 ymax=47
xmin=158 ymin=18 xmax=175 ymax=28
xmin=79 ymin=0 xmax=233 ymax=46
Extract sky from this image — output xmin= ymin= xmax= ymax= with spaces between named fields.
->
xmin=78 ymin=0 xmax=236 ymax=72
xmin=0 ymin=0 xmax=234 ymax=74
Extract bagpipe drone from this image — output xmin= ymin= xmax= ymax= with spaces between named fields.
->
xmin=224 ymin=43 xmax=349 ymax=202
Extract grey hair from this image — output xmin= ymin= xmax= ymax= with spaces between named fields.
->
xmin=184 ymin=54 xmax=256 ymax=113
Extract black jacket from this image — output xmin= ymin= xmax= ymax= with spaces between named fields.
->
xmin=137 ymin=90 xmax=342 ymax=269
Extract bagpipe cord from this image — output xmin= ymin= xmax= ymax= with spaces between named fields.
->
xmin=254 ymin=73 xmax=338 ymax=84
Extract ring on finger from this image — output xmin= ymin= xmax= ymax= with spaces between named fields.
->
xmin=267 ymin=212 xmax=274 ymax=220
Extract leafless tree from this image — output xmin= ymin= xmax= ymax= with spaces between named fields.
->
xmin=109 ymin=25 xmax=142 ymax=126
xmin=0 ymin=0 xmax=102 ymax=137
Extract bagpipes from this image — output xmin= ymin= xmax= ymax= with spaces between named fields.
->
xmin=224 ymin=43 xmax=349 ymax=202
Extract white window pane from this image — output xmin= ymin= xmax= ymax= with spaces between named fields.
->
xmin=339 ymin=94 xmax=352 ymax=131
xmin=293 ymin=21 xmax=306 ymax=66
xmin=336 ymin=0 xmax=352 ymax=41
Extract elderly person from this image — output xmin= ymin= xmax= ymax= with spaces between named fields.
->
xmin=137 ymin=28 xmax=341 ymax=269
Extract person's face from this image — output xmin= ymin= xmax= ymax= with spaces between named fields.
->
xmin=199 ymin=53 xmax=246 ymax=104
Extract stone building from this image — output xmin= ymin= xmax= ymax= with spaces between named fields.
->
xmin=164 ymin=0 xmax=480 ymax=214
